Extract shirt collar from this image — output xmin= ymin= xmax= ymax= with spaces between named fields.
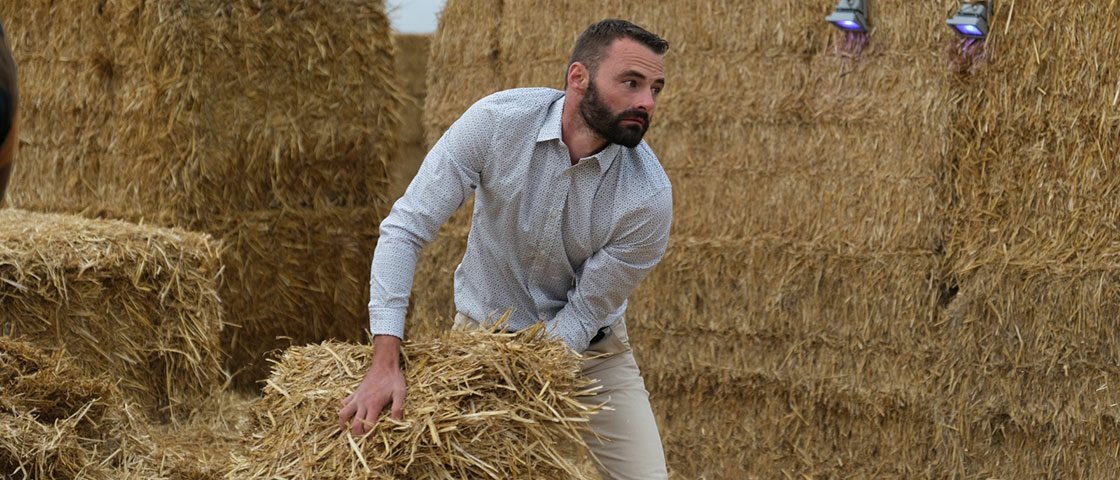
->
xmin=537 ymin=95 xmax=620 ymax=175
xmin=537 ymin=96 xmax=564 ymax=143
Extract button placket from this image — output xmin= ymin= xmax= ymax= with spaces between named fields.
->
xmin=528 ymin=160 xmax=568 ymax=286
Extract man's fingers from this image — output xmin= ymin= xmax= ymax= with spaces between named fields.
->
xmin=352 ymin=405 xmax=368 ymax=436
xmin=338 ymin=401 xmax=357 ymax=430
xmin=390 ymin=388 xmax=406 ymax=420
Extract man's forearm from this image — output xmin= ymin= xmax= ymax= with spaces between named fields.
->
xmin=371 ymin=334 xmax=403 ymax=370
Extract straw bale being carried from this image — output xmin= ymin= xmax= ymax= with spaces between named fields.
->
xmin=229 ymin=323 xmax=599 ymax=479
xmin=0 ymin=336 xmax=121 ymax=480
xmin=0 ymin=209 xmax=224 ymax=418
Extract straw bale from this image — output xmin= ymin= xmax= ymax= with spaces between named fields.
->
xmin=113 ymin=391 xmax=256 ymax=480
xmin=628 ymin=236 xmax=937 ymax=376
xmin=3 ymin=0 xmax=402 ymax=221
xmin=228 ymin=323 xmax=598 ymax=479
xmin=1 ymin=336 xmax=256 ymax=479
xmin=390 ymin=34 xmax=431 ymax=200
xmin=651 ymin=368 xmax=1120 ymax=479
xmin=936 ymin=260 xmax=1120 ymax=453
xmin=0 ymin=336 xmax=120 ymax=480
xmin=0 ymin=2 xmax=115 ymax=213
xmin=0 ymin=209 xmax=224 ymax=418
xmin=946 ymin=1 xmax=1120 ymax=262
xmin=213 ymin=206 xmax=386 ymax=387
xmin=423 ymin=0 xmax=505 ymax=148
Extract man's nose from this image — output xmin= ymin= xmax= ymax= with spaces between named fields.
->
xmin=634 ymin=89 xmax=656 ymax=113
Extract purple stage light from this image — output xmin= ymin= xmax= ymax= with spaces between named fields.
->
xmin=825 ymin=0 xmax=870 ymax=33
xmin=955 ymin=24 xmax=983 ymax=36
xmin=947 ymin=3 xmax=990 ymax=39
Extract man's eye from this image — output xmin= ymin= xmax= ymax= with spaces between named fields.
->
xmin=624 ymin=80 xmax=637 ymax=88
xmin=652 ymin=87 xmax=662 ymax=95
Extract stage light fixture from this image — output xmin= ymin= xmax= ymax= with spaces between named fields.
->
xmin=947 ymin=2 xmax=990 ymax=39
xmin=826 ymin=0 xmax=870 ymax=33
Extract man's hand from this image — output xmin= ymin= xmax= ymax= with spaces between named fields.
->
xmin=338 ymin=335 xmax=406 ymax=436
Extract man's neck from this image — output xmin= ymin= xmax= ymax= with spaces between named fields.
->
xmin=560 ymin=96 xmax=608 ymax=165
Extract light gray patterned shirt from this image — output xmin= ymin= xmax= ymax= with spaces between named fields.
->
xmin=368 ymin=87 xmax=672 ymax=352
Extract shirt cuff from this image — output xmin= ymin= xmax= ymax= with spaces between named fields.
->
xmin=546 ymin=312 xmax=591 ymax=353
xmin=368 ymin=307 xmax=406 ymax=340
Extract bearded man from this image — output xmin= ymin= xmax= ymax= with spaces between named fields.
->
xmin=341 ymin=19 xmax=672 ymax=479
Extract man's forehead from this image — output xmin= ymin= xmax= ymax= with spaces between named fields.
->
xmin=602 ymin=38 xmax=665 ymax=78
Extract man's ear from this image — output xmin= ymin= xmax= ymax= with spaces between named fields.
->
xmin=567 ymin=62 xmax=589 ymax=93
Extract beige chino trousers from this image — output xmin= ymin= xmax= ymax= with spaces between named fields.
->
xmin=454 ymin=313 xmax=668 ymax=480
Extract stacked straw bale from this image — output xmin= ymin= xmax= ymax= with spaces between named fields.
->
xmin=213 ymin=206 xmax=387 ymax=384
xmin=228 ymin=324 xmax=599 ymax=479
xmin=0 ymin=336 xmax=255 ymax=479
xmin=0 ymin=336 xmax=121 ymax=480
xmin=389 ymin=33 xmax=432 ymax=200
xmin=423 ymin=0 xmax=506 ymax=148
xmin=113 ymin=391 xmax=256 ymax=480
xmin=0 ymin=209 xmax=223 ymax=419
xmin=933 ymin=2 xmax=1120 ymax=478
xmin=0 ymin=0 xmax=405 ymax=387
xmin=1 ymin=0 xmax=400 ymax=221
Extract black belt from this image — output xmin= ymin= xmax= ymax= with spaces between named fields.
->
xmin=589 ymin=326 xmax=609 ymax=345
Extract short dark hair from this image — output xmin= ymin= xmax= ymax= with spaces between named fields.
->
xmin=567 ymin=19 xmax=668 ymax=87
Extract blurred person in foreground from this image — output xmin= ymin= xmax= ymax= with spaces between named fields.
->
xmin=0 ymin=19 xmax=18 ymax=202
xmin=341 ymin=19 xmax=672 ymax=479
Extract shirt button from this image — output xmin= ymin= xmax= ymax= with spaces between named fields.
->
xmin=549 ymin=209 xmax=559 ymax=218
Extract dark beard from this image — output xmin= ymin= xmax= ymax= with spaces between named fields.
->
xmin=578 ymin=80 xmax=650 ymax=148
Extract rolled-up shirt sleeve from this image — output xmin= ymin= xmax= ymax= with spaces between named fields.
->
xmin=548 ymin=185 xmax=673 ymax=351
xmin=367 ymin=103 xmax=493 ymax=339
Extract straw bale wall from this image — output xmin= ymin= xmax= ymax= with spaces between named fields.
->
xmin=0 ymin=209 xmax=223 ymax=418
xmin=423 ymin=0 xmax=507 ymax=148
xmin=932 ymin=4 xmax=1120 ymax=478
xmin=0 ymin=0 xmax=404 ymax=388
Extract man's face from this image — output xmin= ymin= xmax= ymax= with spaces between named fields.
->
xmin=578 ymin=38 xmax=666 ymax=148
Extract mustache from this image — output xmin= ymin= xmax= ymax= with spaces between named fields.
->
xmin=618 ymin=109 xmax=650 ymax=126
